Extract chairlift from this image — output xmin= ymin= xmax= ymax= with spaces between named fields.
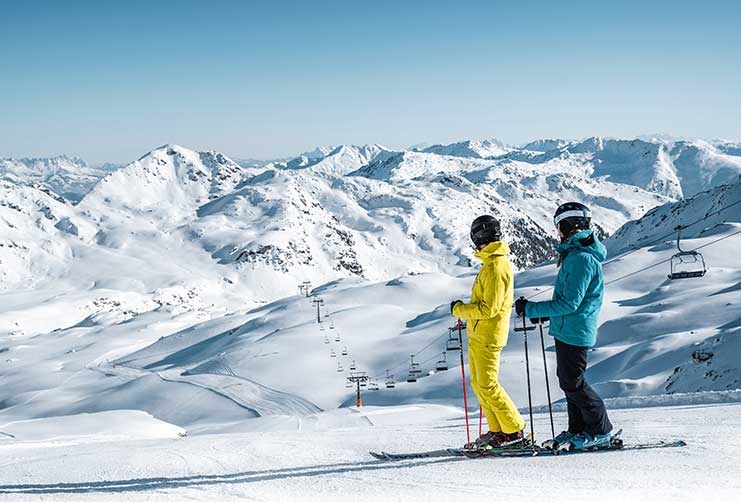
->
xmin=349 ymin=360 xmax=357 ymax=371
xmin=446 ymin=327 xmax=461 ymax=351
xmin=341 ymin=346 xmax=348 ymax=356
xmin=345 ymin=380 xmax=353 ymax=388
xmin=385 ymin=370 xmax=396 ymax=388
xmin=335 ymin=334 xmax=341 ymax=342
xmin=329 ymin=322 xmax=335 ymax=330
xmin=330 ymin=349 xmax=336 ymax=357
xmin=337 ymin=363 xmax=344 ymax=372
xmin=513 ymin=313 xmax=536 ymax=333
xmin=407 ymin=355 xmax=421 ymax=383
xmin=369 ymin=379 xmax=380 ymax=391
xmin=324 ymin=336 xmax=330 ymax=344
xmin=436 ymin=352 xmax=449 ymax=371
xmin=668 ymin=225 xmax=707 ymax=280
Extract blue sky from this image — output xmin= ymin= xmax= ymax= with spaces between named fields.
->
xmin=1 ymin=0 xmax=739 ymax=163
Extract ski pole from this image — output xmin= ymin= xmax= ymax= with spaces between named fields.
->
xmin=538 ymin=322 xmax=556 ymax=443
xmin=519 ymin=301 xmax=535 ymax=449
xmin=478 ymin=405 xmax=483 ymax=438
xmin=457 ymin=318 xmax=471 ymax=446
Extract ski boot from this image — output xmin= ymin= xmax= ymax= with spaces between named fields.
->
xmin=558 ymin=431 xmax=612 ymax=451
xmin=541 ymin=430 xmax=575 ymax=451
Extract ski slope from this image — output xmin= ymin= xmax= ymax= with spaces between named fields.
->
xmin=1 ymin=402 xmax=739 ymax=501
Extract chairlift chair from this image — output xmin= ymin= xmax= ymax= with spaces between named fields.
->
xmin=330 ymin=349 xmax=336 ymax=357
xmin=407 ymin=355 xmax=421 ymax=382
xmin=341 ymin=347 xmax=348 ymax=356
xmin=385 ymin=371 xmax=396 ymax=388
xmin=337 ymin=362 xmax=344 ymax=372
xmin=435 ymin=352 xmax=448 ymax=371
xmin=345 ymin=380 xmax=353 ymax=388
xmin=369 ymin=379 xmax=380 ymax=391
xmin=446 ymin=328 xmax=461 ymax=351
xmin=349 ymin=360 xmax=357 ymax=371
xmin=335 ymin=334 xmax=341 ymax=342
xmin=668 ymin=226 xmax=707 ymax=280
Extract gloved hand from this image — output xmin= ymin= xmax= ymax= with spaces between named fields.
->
xmin=530 ymin=317 xmax=550 ymax=324
xmin=450 ymin=300 xmax=463 ymax=314
xmin=514 ymin=297 xmax=528 ymax=316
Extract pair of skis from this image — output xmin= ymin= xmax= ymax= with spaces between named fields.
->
xmin=370 ymin=430 xmax=687 ymax=462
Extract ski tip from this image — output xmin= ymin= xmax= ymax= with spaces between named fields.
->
xmin=369 ymin=451 xmax=389 ymax=461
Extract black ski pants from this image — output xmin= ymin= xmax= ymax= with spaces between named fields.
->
xmin=555 ymin=338 xmax=613 ymax=436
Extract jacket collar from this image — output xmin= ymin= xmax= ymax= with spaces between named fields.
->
xmin=474 ymin=241 xmax=510 ymax=262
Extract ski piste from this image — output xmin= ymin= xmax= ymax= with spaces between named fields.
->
xmin=369 ymin=430 xmax=687 ymax=462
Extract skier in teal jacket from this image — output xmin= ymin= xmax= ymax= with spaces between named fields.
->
xmin=515 ymin=202 xmax=613 ymax=451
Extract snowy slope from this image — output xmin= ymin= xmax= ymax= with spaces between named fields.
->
xmin=0 ymin=402 xmax=738 ymax=501
xmin=0 ymin=181 xmax=88 ymax=291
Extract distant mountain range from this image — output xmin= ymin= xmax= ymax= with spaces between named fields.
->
xmin=1 ymin=137 xmax=740 ymax=299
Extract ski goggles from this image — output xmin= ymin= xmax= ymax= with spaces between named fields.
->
xmin=554 ymin=208 xmax=591 ymax=226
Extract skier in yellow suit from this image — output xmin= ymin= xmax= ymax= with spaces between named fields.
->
xmin=451 ymin=215 xmax=525 ymax=449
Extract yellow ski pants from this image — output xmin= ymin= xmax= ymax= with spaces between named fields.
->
xmin=468 ymin=338 xmax=525 ymax=434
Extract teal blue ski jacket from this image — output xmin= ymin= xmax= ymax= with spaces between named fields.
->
xmin=525 ymin=229 xmax=606 ymax=347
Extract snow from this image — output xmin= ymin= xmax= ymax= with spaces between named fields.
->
xmin=1 ymin=403 xmax=739 ymax=501
xmin=1 ymin=137 xmax=741 ymax=500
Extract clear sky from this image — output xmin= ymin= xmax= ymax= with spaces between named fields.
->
xmin=1 ymin=0 xmax=739 ymax=164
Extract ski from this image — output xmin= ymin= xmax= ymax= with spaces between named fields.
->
xmin=549 ymin=439 xmax=687 ymax=455
xmin=370 ymin=438 xmax=686 ymax=461
xmin=369 ymin=448 xmax=465 ymax=461
xmin=369 ymin=446 xmax=538 ymax=461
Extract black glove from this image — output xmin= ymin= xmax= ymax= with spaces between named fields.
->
xmin=450 ymin=300 xmax=463 ymax=314
xmin=514 ymin=297 xmax=528 ymax=316
xmin=530 ymin=317 xmax=550 ymax=324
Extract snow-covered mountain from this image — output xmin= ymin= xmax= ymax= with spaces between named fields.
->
xmin=0 ymin=155 xmax=113 ymax=202
xmin=422 ymin=139 xmax=510 ymax=159
xmin=276 ymin=144 xmax=392 ymax=176
xmin=513 ymin=137 xmax=741 ymax=199
xmin=5 ymin=137 xmax=740 ymax=302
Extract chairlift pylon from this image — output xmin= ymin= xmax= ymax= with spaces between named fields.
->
xmin=668 ymin=225 xmax=707 ymax=280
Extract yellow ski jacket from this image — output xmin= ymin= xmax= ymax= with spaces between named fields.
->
xmin=452 ymin=241 xmax=514 ymax=347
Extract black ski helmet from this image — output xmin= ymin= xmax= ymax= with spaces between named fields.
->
xmin=554 ymin=202 xmax=591 ymax=236
xmin=470 ymin=215 xmax=502 ymax=248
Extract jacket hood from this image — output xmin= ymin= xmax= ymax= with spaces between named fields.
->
xmin=474 ymin=240 xmax=510 ymax=262
xmin=557 ymin=229 xmax=607 ymax=263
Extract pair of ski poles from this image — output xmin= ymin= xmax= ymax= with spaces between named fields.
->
xmin=456 ymin=298 xmax=555 ymax=447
